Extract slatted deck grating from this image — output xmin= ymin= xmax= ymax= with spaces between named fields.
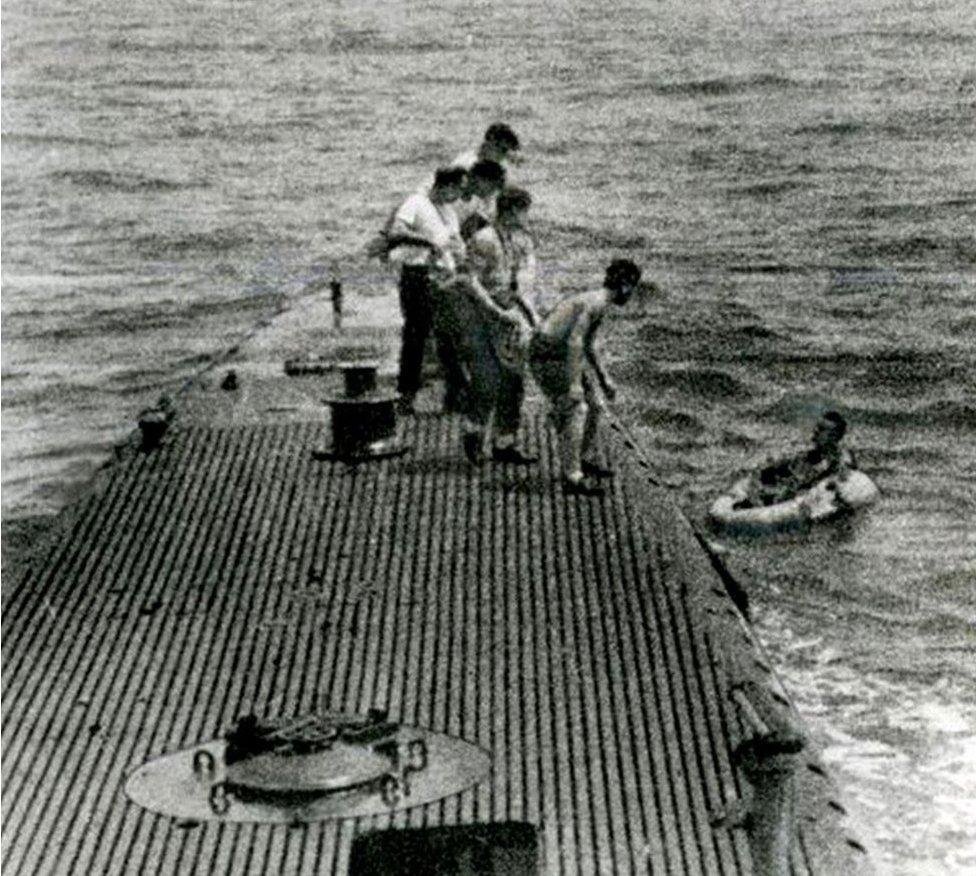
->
xmin=2 ymin=412 xmax=853 ymax=874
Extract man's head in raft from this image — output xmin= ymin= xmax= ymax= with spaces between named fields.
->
xmin=812 ymin=410 xmax=847 ymax=454
xmin=604 ymin=258 xmax=642 ymax=305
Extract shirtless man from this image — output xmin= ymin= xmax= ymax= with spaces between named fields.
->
xmin=529 ymin=259 xmax=642 ymax=495
xmin=467 ymin=186 xmax=537 ymax=317
xmin=460 ymin=187 xmax=538 ymax=464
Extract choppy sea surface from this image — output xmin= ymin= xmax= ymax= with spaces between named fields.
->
xmin=3 ymin=0 xmax=974 ymax=870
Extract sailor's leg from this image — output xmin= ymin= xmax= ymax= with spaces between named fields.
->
xmin=430 ymin=280 xmax=471 ymax=414
xmin=435 ymin=329 xmax=471 ymax=414
xmin=529 ymin=354 xmax=594 ymax=486
xmin=580 ymin=376 xmax=600 ymax=460
xmin=556 ymin=395 xmax=587 ymax=484
xmin=461 ymin=327 xmax=499 ymax=463
xmin=579 ymin=375 xmax=612 ymax=477
xmin=396 ymin=266 xmax=432 ymax=401
xmin=497 ymin=368 xmax=524 ymax=440
xmin=491 ymin=368 xmax=535 ymax=464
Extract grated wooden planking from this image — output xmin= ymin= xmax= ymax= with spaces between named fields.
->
xmin=2 ymin=412 xmax=866 ymax=874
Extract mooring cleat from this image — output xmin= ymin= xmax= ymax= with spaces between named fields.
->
xmin=582 ymin=461 xmax=614 ymax=479
xmin=396 ymin=396 xmax=415 ymax=416
xmin=562 ymin=478 xmax=605 ymax=497
xmin=463 ymin=433 xmax=485 ymax=464
xmin=491 ymin=446 xmax=537 ymax=465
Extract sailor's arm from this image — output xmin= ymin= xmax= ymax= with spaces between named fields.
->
xmin=587 ymin=348 xmax=616 ymax=400
xmin=515 ymin=295 xmax=540 ymax=327
xmin=385 ymin=205 xmax=439 ymax=252
xmin=582 ymin=308 xmax=615 ymax=399
xmin=513 ymin=247 xmax=540 ymax=324
xmin=512 ymin=234 xmax=539 ymax=322
xmin=461 ymin=272 xmax=521 ymax=325
xmin=386 ymin=197 xmax=455 ymax=260
xmin=466 ymin=230 xmax=503 ymax=291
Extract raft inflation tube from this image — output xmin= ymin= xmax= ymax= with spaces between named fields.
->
xmin=709 ymin=470 xmax=879 ymax=535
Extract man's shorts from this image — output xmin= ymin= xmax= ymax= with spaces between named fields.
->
xmin=494 ymin=313 xmax=531 ymax=373
xmin=528 ymin=342 xmax=595 ymax=429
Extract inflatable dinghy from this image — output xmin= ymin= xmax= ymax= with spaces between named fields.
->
xmin=709 ymin=469 xmax=879 ymax=534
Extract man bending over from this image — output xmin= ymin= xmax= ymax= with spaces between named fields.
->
xmin=529 ymin=259 xmax=642 ymax=496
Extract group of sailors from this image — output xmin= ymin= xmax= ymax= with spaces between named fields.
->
xmin=372 ymin=123 xmax=643 ymax=496
xmin=370 ymin=122 xmax=857 ymax=503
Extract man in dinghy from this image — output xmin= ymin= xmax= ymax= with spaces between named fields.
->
xmin=743 ymin=411 xmax=857 ymax=508
xmin=528 ymin=258 xmax=643 ymax=496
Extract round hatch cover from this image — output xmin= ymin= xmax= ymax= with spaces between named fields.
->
xmin=125 ymin=711 xmax=491 ymax=824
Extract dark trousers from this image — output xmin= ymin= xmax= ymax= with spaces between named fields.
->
xmin=457 ymin=318 xmax=524 ymax=435
xmin=397 ymin=266 xmax=470 ymax=407
xmin=430 ymin=281 xmax=473 ymax=414
xmin=397 ymin=265 xmax=433 ymax=399
xmin=496 ymin=368 xmax=525 ymax=435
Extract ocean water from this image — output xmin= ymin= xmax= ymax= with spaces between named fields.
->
xmin=2 ymin=0 xmax=974 ymax=871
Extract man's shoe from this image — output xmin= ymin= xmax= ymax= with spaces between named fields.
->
xmin=492 ymin=446 xmax=537 ymax=465
xmin=562 ymin=478 xmax=605 ymax=497
xmin=463 ymin=433 xmax=485 ymax=464
xmin=582 ymin=460 xmax=614 ymax=479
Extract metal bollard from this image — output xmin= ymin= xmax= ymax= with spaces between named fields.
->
xmin=331 ymin=279 xmax=343 ymax=330
xmin=738 ymin=731 xmax=804 ymax=876
xmin=710 ymin=684 xmax=807 ymax=876
xmin=713 ymin=728 xmax=805 ymax=876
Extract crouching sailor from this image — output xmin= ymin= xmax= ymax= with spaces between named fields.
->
xmin=529 ymin=258 xmax=642 ymax=496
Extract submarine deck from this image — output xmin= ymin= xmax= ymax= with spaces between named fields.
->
xmin=1 ymin=288 xmax=867 ymax=874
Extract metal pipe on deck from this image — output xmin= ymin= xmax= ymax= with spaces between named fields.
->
xmin=331 ymin=278 xmax=343 ymax=330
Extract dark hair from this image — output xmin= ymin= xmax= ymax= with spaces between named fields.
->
xmin=433 ymin=166 xmax=467 ymax=190
xmin=822 ymin=410 xmax=847 ymax=438
xmin=496 ymin=186 xmax=532 ymax=216
xmin=468 ymin=160 xmax=506 ymax=187
xmin=484 ymin=123 xmax=520 ymax=152
xmin=605 ymin=258 xmax=642 ymax=292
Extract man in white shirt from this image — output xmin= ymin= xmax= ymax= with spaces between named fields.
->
xmin=384 ymin=167 xmax=467 ymax=410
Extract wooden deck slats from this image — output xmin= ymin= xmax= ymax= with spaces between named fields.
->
xmin=3 ymin=411 xmax=852 ymax=874
xmin=4 ymin=433 xmax=204 ymax=874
